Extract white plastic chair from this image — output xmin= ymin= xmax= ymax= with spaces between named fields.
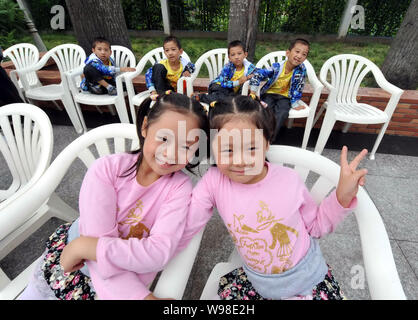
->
xmin=178 ymin=48 xmax=229 ymax=111
xmin=0 ymin=123 xmax=203 ymax=300
xmin=65 ymin=45 xmax=136 ymax=131
xmin=17 ymin=44 xmax=86 ymax=134
xmin=0 ymin=103 xmax=53 ymax=294
xmin=124 ymin=47 xmax=191 ymax=124
xmin=200 ymin=145 xmax=406 ymax=300
xmin=242 ymin=51 xmax=324 ymax=149
xmin=1 ymin=43 xmax=40 ymax=102
xmin=313 ymin=54 xmax=404 ymax=160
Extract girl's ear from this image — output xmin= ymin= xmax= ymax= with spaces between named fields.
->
xmin=141 ymin=116 xmax=148 ymax=138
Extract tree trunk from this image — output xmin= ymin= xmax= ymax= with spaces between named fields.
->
xmin=65 ymin=0 xmax=132 ymax=54
xmin=227 ymin=0 xmax=260 ymax=62
xmin=381 ymin=0 xmax=418 ymax=90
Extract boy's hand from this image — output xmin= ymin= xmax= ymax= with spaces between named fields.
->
xmin=150 ymin=91 xmax=158 ymax=101
xmin=336 ymin=146 xmax=368 ymax=208
xmin=121 ymin=67 xmax=136 ymax=72
xmin=293 ymin=105 xmax=306 ymax=110
xmin=183 ymin=71 xmax=191 ymax=77
xmin=238 ymin=74 xmax=252 ymax=85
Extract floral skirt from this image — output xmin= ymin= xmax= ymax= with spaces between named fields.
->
xmin=218 ymin=266 xmax=347 ymax=300
xmin=41 ymin=223 xmax=97 ymax=300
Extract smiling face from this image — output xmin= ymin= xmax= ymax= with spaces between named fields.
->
xmin=286 ymin=42 xmax=309 ymax=68
xmin=163 ymin=40 xmax=183 ymax=65
xmin=212 ymin=116 xmax=269 ymax=184
xmin=228 ymin=45 xmax=248 ymax=69
xmin=141 ymin=110 xmax=200 ymax=178
xmin=92 ymin=41 xmax=112 ymax=64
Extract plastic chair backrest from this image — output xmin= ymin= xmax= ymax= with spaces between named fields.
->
xmin=0 ymin=103 xmax=53 ymax=204
xmin=2 ymin=43 xmax=40 ymax=87
xmin=192 ymin=48 xmax=228 ymax=81
xmin=319 ymin=54 xmax=378 ymax=105
xmin=111 ymin=45 xmax=136 ymax=68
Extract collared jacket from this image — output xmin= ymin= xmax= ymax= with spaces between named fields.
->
xmin=249 ymin=60 xmax=306 ymax=107
xmin=145 ymin=56 xmax=195 ymax=92
xmin=211 ymin=59 xmax=256 ymax=89
xmin=80 ymin=53 xmax=119 ymax=91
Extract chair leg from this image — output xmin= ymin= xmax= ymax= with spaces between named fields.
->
xmin=342 ymin=122 xmax=352 ymax=133
xmin=301 ymin=114 xmax=314 ymax=149
xmin=314 ymin=110 xmax=336 ymax=155
xmin=312 ymin=104 xmax=325 ymax=127
xmin=114 ymin=98 xmax=130 ymax=123
xmin=107 ymin=105 xmax=117 ymax=116
xmin=369 ymin=122 xmax=388 ymax=160
xmin=52 ymin=100 xmax=63 ymax=111
xmin=61 ymin=96 xmax=85 ymax=134
xmin=287 ymin=118 xmax=294 ymax=129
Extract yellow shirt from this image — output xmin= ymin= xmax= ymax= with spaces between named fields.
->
xmin=266 ymin=61 xmax=293 ymax=97
xmin=160 ymin=59 xmax=183 ymax=90
xmin=230 ymin=67 xmax=245 ymax=92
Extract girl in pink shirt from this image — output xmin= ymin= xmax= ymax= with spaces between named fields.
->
xmin=19 ymin=92 xmax=209 ymax=300
xmin=180 ymin=95 xmax=368 ymax=300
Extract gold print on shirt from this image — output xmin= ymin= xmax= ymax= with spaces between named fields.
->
xmin=239 ymin=237 xmax=273 ymax=273
xmin=230 ymin=201 xmax=298 ymax=274
xmin=118 ymin=200 xmax=150 ymax=240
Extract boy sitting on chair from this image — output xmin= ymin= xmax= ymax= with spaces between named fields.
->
xmin=249 ymin=38 xmax=309 ymax=136
xmin=145 ymin=35 xmax=195 ymax=99
xmin=81 ymin=37 xmax=135 ymax=96
xmin=196 ymin=40 xmax=256 ymax=104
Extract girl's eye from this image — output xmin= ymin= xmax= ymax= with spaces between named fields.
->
xmin=182 ymin=146 xmax=190 ymax=150
xmin=158 ymin=136 xmax=168 ymax=142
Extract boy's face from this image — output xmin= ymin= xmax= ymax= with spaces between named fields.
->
xmin=92 ymin=42 xmax=112 ymax=63
xmin=163 ymin=41 xmax=183 ymax=65
xmin=286 ymin=43 xmax=309 ymax=68
xmin=228 ymin=46 xmax=248 ymax=69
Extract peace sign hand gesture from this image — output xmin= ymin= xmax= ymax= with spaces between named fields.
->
xmin=336 ymin=146 xmax=368 ymax=208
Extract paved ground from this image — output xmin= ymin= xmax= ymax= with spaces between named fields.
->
xmin=1 ymin=120 xmax=417 ymax=300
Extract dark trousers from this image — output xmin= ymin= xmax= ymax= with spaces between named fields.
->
xmin=0 ymin=65 xmax=24 ymax=106
xmin=199 ymin=83 xmax=242 ymax=104
xmin=83 ymin=64 xmax=116 ymax=94
xmin=152 ymin=63 xmax=175 ymax=94
xmin=261 ymin=93 xmax=291 ymax=138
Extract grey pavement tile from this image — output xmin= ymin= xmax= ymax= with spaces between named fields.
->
xmin=396 ymin=240 xmax=418 ymax=281
xmin=365 ymin=175 xmax=418 ymax=241
xmin=319 ymin=233 xmax=418 ymax=300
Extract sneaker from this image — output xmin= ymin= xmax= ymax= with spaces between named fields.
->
xmin=107 ymin=85 xmax=117 ymax=96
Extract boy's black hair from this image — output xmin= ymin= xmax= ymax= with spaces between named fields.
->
xmin=209 ymin=95 xmax=277 ymax=144
xmin=288 ymin=38 xmax=310 ymax=51
xmin=121 ymin=92 xmax=209 ymax=178
xmin=227 ymin=40 xmax=246 ymax=55
xmin=163 ymin=35 xmax=182 ymax=49
xmin=92 ymin=37 xmax=111 ymax=49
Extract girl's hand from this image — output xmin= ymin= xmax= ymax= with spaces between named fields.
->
xmin=336 ymin=146 xmax=368 ymax=208
xmin=144 ymin=293 xmax=175 ymax=300
xmin=183 ymin=71 xmax=191 ymax=77
xmin=60 ymin=236 xmax=99 ymax=273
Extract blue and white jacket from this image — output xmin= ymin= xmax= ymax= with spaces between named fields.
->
xmin=249 ymin=60 xmax=306 ymax=107
xmin=80 ymin=53 xmax=119 ymax=91
xmin=211 ymin=59 xmax=256 ymax=89
xmin=145 ymin=56 xmax=195 ymax=92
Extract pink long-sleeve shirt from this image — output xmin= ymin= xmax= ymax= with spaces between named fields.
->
xmin=181 ymin=162 xmax=356 ymax=274
xmin=78 ymin=153 xmax=193 ymax=300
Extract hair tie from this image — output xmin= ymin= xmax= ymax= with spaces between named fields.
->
xmin=210 ymin=101 xmax=217 ymax=108
xmin=260 ymin=101 xmax=268 ymax=109
xmin=165 ymin=90 xmax=172 ymax=95
xmin=249 ymin=93 xmax=257 ymax=100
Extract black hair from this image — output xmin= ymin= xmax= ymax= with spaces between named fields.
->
xmin=288 ymin=38 xmax=310 ymax=52
xmin=163 ymin=35 xmax=182 ymax=49
xmin=92 ymin=37 xmax=111 ymax=49
xmin=227 ymin=40 xmax=246 ymax=55
xmin=122 ymin=92 xmax=209 ymax=178
xmin=208 ymin=95 xmax=277 ymax=144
